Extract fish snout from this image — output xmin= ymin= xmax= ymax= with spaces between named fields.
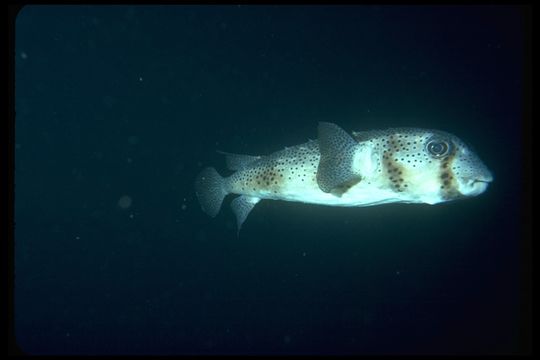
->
xmin=459 ymin=170 xmax=493 ymax=197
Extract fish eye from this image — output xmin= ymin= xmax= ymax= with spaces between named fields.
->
xmin=426 ymin=139 xmax=451 ymax=158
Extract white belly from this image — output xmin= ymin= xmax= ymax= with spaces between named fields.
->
xmin=234 ymin=174 xmax=406 ymax=207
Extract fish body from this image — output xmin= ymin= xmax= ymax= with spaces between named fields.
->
xmin=195 ymin=122 xmax=493 ymax=231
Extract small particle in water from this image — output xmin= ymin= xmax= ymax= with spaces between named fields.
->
xmin=20 ymin=52 xmax=28 ymax=59
xmin=75 ymin=236 xmax=80 ymax=240
xmin=118 ymin=195 xmax=132 ymax=209
xmin=181 ymin=204 xmax=187 ymax=211
xmin=283 ymin=335 xmax=292 ymax=344
xmin=128 ymin=135 xmax=139 ymax=145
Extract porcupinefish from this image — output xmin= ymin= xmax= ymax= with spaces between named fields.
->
xmin=195 ymin=122 xmax=492 ymax=232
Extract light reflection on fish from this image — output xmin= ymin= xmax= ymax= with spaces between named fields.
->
xmin=195 ymin=122 xmax=493 ymax=232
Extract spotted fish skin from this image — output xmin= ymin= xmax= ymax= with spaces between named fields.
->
xmin=195 ymin=122 xmax=493 ymax=231
xmin=350 ymin=127 xmax=493 ymax=203
xmin=227 ymin=140 xmax=323 ymax=203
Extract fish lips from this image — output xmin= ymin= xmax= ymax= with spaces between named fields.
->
xmin=461 ymin=173 xmax=493 ymax=196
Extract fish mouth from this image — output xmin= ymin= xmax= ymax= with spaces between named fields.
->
xmin=464 ymin=177 xmax=492 ymax=196
xmin=458 ymin=173 xmax=493 ymax=197
xmin=471 ymin=169 xmax=494 ymax=185
xmin=472 ymin=178 xmax=492 ymax=185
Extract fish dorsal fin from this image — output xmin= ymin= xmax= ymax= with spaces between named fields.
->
xmin=217 ymin=151 xmax=261 ymax=171
xmin=316 ymin=122 xmax=362 ymax=195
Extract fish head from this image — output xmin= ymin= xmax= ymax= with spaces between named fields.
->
xmin=441 ymin=133 xmax=494 ymax=197
xmin=354 ymin=128 xmax=493 ymax=204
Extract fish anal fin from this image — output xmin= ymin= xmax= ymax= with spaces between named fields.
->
xmin=230 ymin=195 xmax=261 ymax=234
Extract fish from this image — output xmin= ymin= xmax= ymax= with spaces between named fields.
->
xmin=195 ymin=122 xmax=493 ymax=232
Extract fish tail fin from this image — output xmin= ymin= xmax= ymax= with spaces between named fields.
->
xmin=194 ymin=167 xmax=228 ymax=217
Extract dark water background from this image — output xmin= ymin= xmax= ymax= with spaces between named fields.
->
xmin=14 ymin=5 xmax=527 ymax=355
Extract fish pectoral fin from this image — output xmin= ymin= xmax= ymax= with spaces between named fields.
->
xmin=230 ymin=195 xmax=261 ymax=234
xmin=329 ymin=177 xmax=362 ymax=197
xmin=217 ymin=151 xmax=261 ymax=171
xmin=316 ymin=122 xmax=362 ymax=195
